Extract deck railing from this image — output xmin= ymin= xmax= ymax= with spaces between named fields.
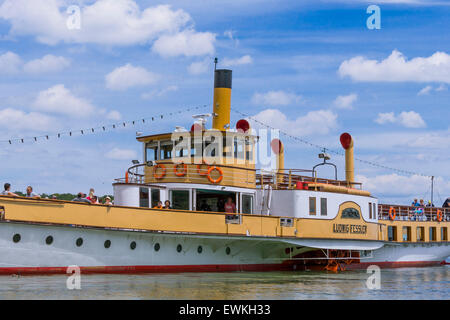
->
xmin=378 ymin=204 xmax=450 ymax=222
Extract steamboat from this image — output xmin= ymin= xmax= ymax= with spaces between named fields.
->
xmin=0 ymin=67 xmax=448 ymax=274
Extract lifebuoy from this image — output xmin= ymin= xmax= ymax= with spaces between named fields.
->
xmin=153 ymin=164 xmax=166 ymax=179
xmin=436 ymin=209 xmax=443 ymax=222
xmin=389 ymin=207 xmax=396 ymax=220
xmin=207 ymin=166 xmax=223 ymax=184
xmin=174 ymin=163 xmax=187 ymax=177
xmin=197 ymin=160 xmax=210 ymax=176
xmin=125 ymin=171 xmax=129 ymax=183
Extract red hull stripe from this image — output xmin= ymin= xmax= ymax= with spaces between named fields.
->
xmin=0 ymin=260 xmax=446 ymax=275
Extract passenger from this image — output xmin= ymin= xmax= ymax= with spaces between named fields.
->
xmin=86 ymin=188 xmax=95 ymax=202
xmin=411 ymin=199 xmax=419 ymax=207
xmin=164 ymin=200 xmax=172 ymax=209
xmin=25 ymin=186 xmax=40 ymax=199
xmin=426 ymin=200 xmax=434 ymax=207
xmin=153 ymin=201 xmax=163 ymax=209
xmin=1 ymin=183 xmax=18 ymax=197
xmin=72 ymin=192 xmax=91 ymax=204
xmin=224 ymin=197 xmax=236 ymax=213
xmin=104 ymin=196 xmax=113 ymax=206
xmin=92 ymin=195 xmax=99 ymax=204
xmin=419 ymin=199 xmax=425 ymax=207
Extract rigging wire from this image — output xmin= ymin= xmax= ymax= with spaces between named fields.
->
xmin=231 ymin=107 xmax=432 ymax=178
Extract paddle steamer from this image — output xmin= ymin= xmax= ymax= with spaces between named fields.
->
xmin=0 ymin=67 xmax=448 ymax=274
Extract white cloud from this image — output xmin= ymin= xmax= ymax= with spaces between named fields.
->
xmin=23 ymin=54 xmax=70 ymax=74
xmin=339 ymin=50 xmax=450 ymax=83
xmin=417 ymin=85 xmax=433 ymax=96
xmin=333 ymin=93 xmax=357 ymax=109
xmin=0 ymin=1 xmax=215 ymax=56
xmin=106 ymin=110 xmax=122 ymax=121
xmin=0 ymin=51 xmax=70 ymax=75
xmin=222 ymin=55 xmax=253 ymax=67
xmin=0 ymin=108 xmax=54 ymax=132
xmin=32 ymin=84 xmax=95 ymax=116
xmin=357 ymin=174 xmax=450 ymax=204
xmin=187 ymin=59 xmax=210 ymax=75
xmin=375 ymin=111 xmax=426 ymax=128
xmin=105 ymin=147 xmax=137 ymax=160
xmin=152 ymin=29 xmax=215 ymax=57
xmin=252 ymin=90 xmax=302 ymax=107
xmin=105 ymin=64 xmax=158 ymax=91
xmin=435 ymin=84 xmax=447 ymax=91
xmin=141 ymin=85 xmax=178 ymax=100
xmin=251 ymin=109 xmax=337 ymax=136
xmin=0 ymin=51 xmax=22 ymax=74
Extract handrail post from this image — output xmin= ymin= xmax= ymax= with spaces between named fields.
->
xmin=288 ymin=170 xmax=292 ymax=189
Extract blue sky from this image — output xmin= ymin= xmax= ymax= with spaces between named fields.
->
xmin=0 ymin=0 xmax=449 ymax=205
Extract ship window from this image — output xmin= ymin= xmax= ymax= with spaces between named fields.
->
xmin=12 ymin=234 xmax=21 ymax=243
xmin=46 ymin=236 xmax=53 ymax=245
xmin=104 ymin=240 xmax=111 ymax=249
xmin=145 ymin=142 xmax=158 ymax=161
xmin=130 ymin=241 xmax=137 ymax=250
xmin=416 ymin=227 xmax=425 ymax=242
xmin=76 ymin=238 xmax=83 ymax=247
xmin=226 ymin=247 xmax=231 ymax=255
xmin=160 ymin=141 xmax=173 ymax=160
xmin=196 ymin=189 xmax=236 ymax=212
xmin=341 ymin=208 xmax=360 ymax=219
xmin=197 ymin=246 xmax=203 ymax=254
xmin=176 ymin=244 xmax=182 ymax=252
xmin=441 ymin=227 xmax=448 ymax=241
xmin=388 ymin=226 xmax=397 ymax=241
xmin=154 ymin=243 xmax=160 ymax=251
xmin=402 ymin=226 xmax=411 ymax=242
xmin=373 ymin=203 xmax=377 ymax=219
xmin=170 ymin=190 xmax=190 ymax=210
xmin=242 ymin=194 xmax=253 ymax=214
xmin=245 ymin=137 xmax=253 ymax=161
xmin=320 ymin=198 xmax=327 ymax=216
xmin=139 ymin=187 xmax=149 ymax=208
xmin=151 ymin=189 xmax=160 ymax=208
xmin=369 ymin=203 xmax=372 ymax=219
xmin=234 ymin=137 xmax=245 ymax=159
xmin=309 ymin=197 xmax=316 ymax=216
xmin=429 ymin=227 xmax=436 ymax=241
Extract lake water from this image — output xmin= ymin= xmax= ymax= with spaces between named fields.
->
xmin=0 ymin=266 xmax=448 ymax=300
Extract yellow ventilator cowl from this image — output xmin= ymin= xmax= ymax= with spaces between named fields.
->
xmin=212 ymin=69 xmax=232 ymax=131
xmin=340 ymin=132 xmax=355 ymax=186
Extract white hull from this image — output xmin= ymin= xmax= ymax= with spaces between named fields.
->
xmin=0 ymin=222 xmax=448 ymax=274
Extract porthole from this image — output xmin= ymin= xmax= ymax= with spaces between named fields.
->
xmin=130 ymin=241 xmax=136 ymax=250
xmin=226 ymin=247 xmax=231 ymax=255
xmin=197 ymin=245 xmax=203 ymax=254
xmin=104 ymin=240 xmax=111 ymax=249
xmin=154 ymin=243 xmax=160 ymax=251
xmin=12 ymin=234 xmax=21 ymax=243
xmin=176 ymin=244 xmax=182 ymax=253
xmin=46 ymin=236 xmax=53 ymax=245
xmin=76 ymin=237 xmax=83 ymax=247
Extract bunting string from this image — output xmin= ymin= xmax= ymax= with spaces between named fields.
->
xmin=0 ymin=105 xmax=208 ymax=145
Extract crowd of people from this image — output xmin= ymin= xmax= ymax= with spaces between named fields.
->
xmin=0 ymin=183 xmax=113 ymax=205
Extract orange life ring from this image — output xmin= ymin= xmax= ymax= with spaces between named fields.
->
xmin=436 ymin=209 xmax=443 ymax=222
xmin=207 ymin=166 xmax=223 ymax=184
xmin=125 ymin=171 xmax=129 ymax=183
xmin=197 ymin=160 xmax=210 ymax=176
xmin=174 ymin=163 xmax=187 ymax=177
xmin=153 ymin=164 xmax=166 ymax=179
xmin=389 ymin=207 xmax=396 ymax=220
